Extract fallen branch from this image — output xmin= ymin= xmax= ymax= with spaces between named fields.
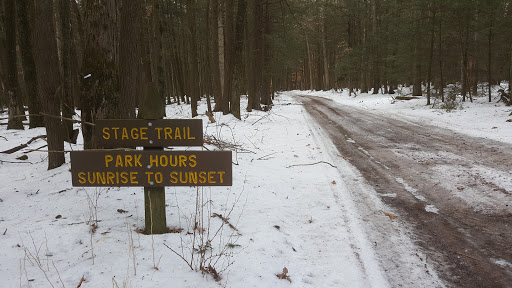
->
xmin=286 ymin=161 xmax=337 ymax=168
xmin=0 ymin=135 xmax=46 ymax=154
xmin=212 ymin=213 xmax=239 ymax=232
xmin=0 ymin=159 xmax=34 ymax=164
xmin=23 ymin=144 xmax=48 ymax=154
xmin=256 ymin=152 xmax=277 ymax=160
xmin=76 ymin=275 xmax=85 ymax=288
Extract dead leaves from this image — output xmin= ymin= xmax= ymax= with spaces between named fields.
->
xmin=276 ymin=267 xmax=292 ymax=282
xmin=332 ymin=180 xmax=336 ymax=184
xmin=384 ymin=212 xmax=398 ymax=220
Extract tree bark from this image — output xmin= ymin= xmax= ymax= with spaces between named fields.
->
xmin=5 ymin=0 xmax=24 ymax=130
xmin=81 ymin=0 xmax=119 ymax=148
xmin=119 ymin=0 xmax=142 ymax=119
xmin=17 ymin=0 xmax=44 ymax=128
xmin=223 ymin=0 xmax=234 ymax=114
xmin=33 ymin=0 xmax=65 ymax=169
xmin=60 ymin=0 xmax=75 ymax=141
xmin=188 ymin=0 xmax=199 ymax=117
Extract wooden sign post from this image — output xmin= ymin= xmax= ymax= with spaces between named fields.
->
xmin=70 ymin=84 xmax=232 ymax=234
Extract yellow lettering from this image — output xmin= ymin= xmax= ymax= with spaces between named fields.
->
xmin=187 ymin=127 xmax=195 ymax=139
xmin=170 ymin=171 xmax=178 ymax=183
xmin=105 ymin=155 xmax=113 ymax=167
xmin=208 ymin=171 xmax=216 ymax=184
xmin=199 ymin=171 xmax=207 ymax=184
xmin=170 ymin=155 xmax=178 ymax=167
xmin=175 ymin=127 xmax=181 ymax=139
xmin=112 ymin=127 xmax=120 ymax=139
xmin=103 ymin=128 xmax=110 ymax=140
xmin=145 ymin=172 xmax=153 ymax=183
xmin=218 ymin=171 xmax=225 ymax=183
xmin=155 ymin=172 xmax=163 ymax=183
xmin=179 ymin=171 xmax=188 ymax=183
xmin=122 ymin=128 xmax=129 ymax=139
xmin=115 ymin=155 xmax=123 ymax=167
xmin=130 ymin=128 xmax=139 ymax=139
xmin=140 ymin=127 xmax=148 ymax=140
xmin=155 ymin=128 xmax=163 ymax=139
xmin=150 ymin=155 xmax=158 ymax=167
xmin=88 ymin=172 xmax=96 ymax=183
xmin=189 ymin=155 xmax=197 ymax=167
xmin=159 ymin=155 xmax=168 ymax=167
xmin=189 ymin=172 xmax=198 ymax=184
xmin=165 ymin=127 xmax=172 ymax=139
xmin=120 ymin=172 xmax=129 ymax=184
xmin=130 ymin=172 xmax=138 ymax=184
xmin=125 ymin=155 xmax=133 ymax=167
xmin=107 ymin=172 xmax=115 ymax=184
xmin=179 ymin=155 xmax=187 ymax=167
xmin=134 ymin=154 xmax=142 ymax=166
xmin=78 ymin=172 xmax=86 ymax=184
xmin=97 ymin=172 xmax=106 ymax=184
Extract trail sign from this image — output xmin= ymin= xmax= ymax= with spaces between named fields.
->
xmin=95 ymin=119 xmax=203 ymax=148
xmin=70 ymin=150 xmax=232 ymax=187
xmin=70 ymin=86 xmax=231 ymax=234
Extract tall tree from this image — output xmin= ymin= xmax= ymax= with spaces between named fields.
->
xmin=5 ymin=0 xmax=23 ymax=130
xmin=17 ymin=0 xmax=44 ymax=128
xmin=188 ymin=0 xmax=199 ymax=117
xmin=119 ymin=0 xmax=143 ymax=119
xmin=33 ymin=0 xmax=65 ymax=169
xmin=81 ymin=0 xmax=119 ymax=148
xmin=60 ymin=0 xmax=75 ymax=141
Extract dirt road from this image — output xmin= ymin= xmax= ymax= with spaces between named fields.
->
xmin=299 ymin=95 xmax=512 ymax=288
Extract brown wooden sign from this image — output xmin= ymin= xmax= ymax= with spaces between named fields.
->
xmin=95 ymin=119 xmax=203 ymax=148
xmin=70 ymin=150 xmax=232 ymax=187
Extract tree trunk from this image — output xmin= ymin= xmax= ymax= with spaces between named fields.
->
xmin=427 ymin=9 xmax=436 ymax=105
xmin=119 ymin=0 xmax=142 ymax=119
xmin=61 ymin=0 xmax=75 ymax=141
xmin=231 ymin=0 xmax=246 ymax=119
xmin=33 ymin=0 xmax=65 ymax=169
xmin=248 ymin=0 xmax=263 ymax=111
xmin=188 ymin=0 xmax=199 ymax=117
xmin=488 ymin=21 xmax=493 ymax=102
xmin=17 ymin=0 xmax=44 ymax=128
xmin=81 ymin=0 xmax=119 ymax=148
xmin=5 ymin=0 xmax=24 ymax=130
xmin=223 ymin=0 xmax=234 ymax=114
xmin=210 ymin=0 xmax=222 ymax=112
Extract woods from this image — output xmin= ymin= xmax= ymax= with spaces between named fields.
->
xmin=1 ymin=0 xmax=512 ymax=169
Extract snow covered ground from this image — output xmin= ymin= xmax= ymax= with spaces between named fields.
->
xmin=0 ymin=89 xmax=510 ymax=287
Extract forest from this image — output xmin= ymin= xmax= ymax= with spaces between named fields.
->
xmin=1 ymin=0 xmax=512 ymax=170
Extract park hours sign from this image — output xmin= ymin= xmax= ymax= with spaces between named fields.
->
xmin=70 ymin=119 xmax=232 ymax=187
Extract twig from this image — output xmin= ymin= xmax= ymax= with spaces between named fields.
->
xmin=286 ymin=161 xmax=337 ymax=168
xmin=212 ymin=213 xmax=239 ymax=232
xmin=23 ymin=144 xmax=48 ymax=154
xmin=76 ymin=275 xmax=85 ymax=288
xmin=163 ymin=243 xmax=194 ymax=270
xmin=256 ymin=152 xmax=277 ymax=160
xmin=3 ymin=228 xmax=6 ymax=235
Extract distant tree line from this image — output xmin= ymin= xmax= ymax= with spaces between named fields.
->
xmin=1 ymin=0 xmax=511 ymax=169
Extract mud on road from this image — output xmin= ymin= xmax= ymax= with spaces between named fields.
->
xmin=299 ymin=95 xmax=512 ymax=288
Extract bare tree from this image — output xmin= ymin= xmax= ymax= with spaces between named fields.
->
xmin=33 ymin=0 xmax=65 ymax=169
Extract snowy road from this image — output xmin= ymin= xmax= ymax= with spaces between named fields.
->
xmin=299 ymin=95 xmax=512 ymax=288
